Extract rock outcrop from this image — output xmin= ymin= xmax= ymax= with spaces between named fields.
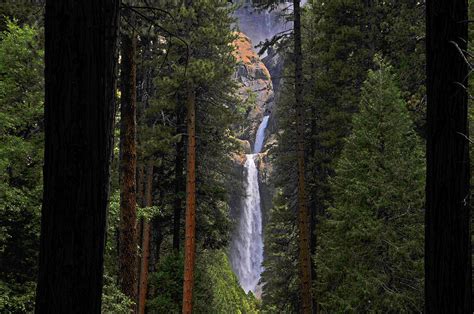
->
xmin=233 ymin=32 xmax=274 ymax=148
xmin=230 ymin=32 xmax=278 ymax=230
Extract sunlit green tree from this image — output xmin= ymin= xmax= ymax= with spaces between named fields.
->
xmin=315 ymin=58 xmax=425 ymax=312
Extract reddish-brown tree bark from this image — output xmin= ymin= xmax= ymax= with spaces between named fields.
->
xmin=136 ymin=164 xmax=145 ymax=298
xmin=182 ymin=81 xmax=196 ymax=314
xmin=119 ymin=27 xmax=138 ymax=308
xmin=35 ymin=0 xmax=119 ymax=312
xmin=138 ymin=163 xmax=153 ymax=314
xmin=425 ymin=0 xmax=471 ymax=312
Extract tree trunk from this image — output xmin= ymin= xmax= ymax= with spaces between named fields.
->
xmin=308 ymin=56 xmax=319 ymax=313
xmin=35 ymin=1 xmax=118 ymax=312
xmin=136 ymin=164 xmax=145 ymax=297
xmin=119 ymin=28 xmax=138 ymax=308
xmin=138 ymin=163 xmax=153 ymax=314
xmin=294 ymin=0 xmax=313 ymax=313
xmin=182 ymin=81 xmax=196 ymax=314
xmin=173 ymin=105 xmax=185 ymax=251
xmin=425 ymin=0 xmax=471 ymax=312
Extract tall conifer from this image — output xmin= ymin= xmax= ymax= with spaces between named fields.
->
xmin=316 ymin=58 xmax=425 ymax=312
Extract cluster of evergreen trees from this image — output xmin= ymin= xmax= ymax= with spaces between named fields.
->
xmin=261 ymin=0 xmax=471 ymax=313
xmin=0 ymin=0 xmax=472 ymax=313
xmin=0 ymin=17 xmax=43 ymax=313
xmin=0 ymin=0 xmax=257 ymax=312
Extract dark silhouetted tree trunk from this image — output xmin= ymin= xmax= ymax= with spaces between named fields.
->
xmin=425 ymin=0 xmax=471 ymax=312
xmin=119 ymin=27 xmax=138 ymax=308
xmin=182 ymin=81 xmax=196 ymax=314
xmin=35 ymin=0 xmax=119 ymax=312
xmin=294 ymin=0 xmax=313 ymax=313
xmin=138 ymin=163 xmax=153 ymax=314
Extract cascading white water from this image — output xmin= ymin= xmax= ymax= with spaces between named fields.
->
xmin=254 ymin=115 xmax=269 ymax=154
xmin=231 ymin=116 xmax=269 ymax=294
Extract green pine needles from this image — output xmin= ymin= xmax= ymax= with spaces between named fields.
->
xmin=0 ymin=19 xmax=43 ymax=313
xmin=315 ymin=57 xmax=425 ymax=313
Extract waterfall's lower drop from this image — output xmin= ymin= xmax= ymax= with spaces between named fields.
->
xmin=231 ymin=116 xmax=269 ymax=295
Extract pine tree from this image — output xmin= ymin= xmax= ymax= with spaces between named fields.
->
xmin=119 ymin=8 xmax=138 ymax=307
xmin=293 ymin=0 xmax=313 ymax=312
xmin=425 ymin=0 xmax=472 ymax=311
xmin=138 ymin=163 xmax=153 ymax=314
xmin=303 ymin=0 xmax=426 ymax=232
xmin=261 ymin=191 xmax=300 ymax=313
xmin=35 ymin=1 xmax=119 ymax=312
xmin=260 ymin=62 xmax=301 ymax=311
xmin=315 ymin=58 xmax=425 ymax=312
xmin=182 ymin=79 xmax=197 ymax=313
xmin=261 ymin=0 xmax=426 ymax=310
xmin=126 ymin=1 xmax=240 ymax=311
xmin=173 ymin=103 xmax=185 ymax=252
xmin=182 ymin=0 xmax=197 ymax=311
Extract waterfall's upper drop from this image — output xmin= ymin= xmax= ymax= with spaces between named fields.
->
xmin=254 ymin=116 xmax=269 ymax=154
xmin=233 ymin=1 xmax=292 ymax=51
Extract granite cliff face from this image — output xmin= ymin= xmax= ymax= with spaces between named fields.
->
xmin=230 ymin=28 xmax=281 ymax=235
xmin=233 ymin=33 xmax=274 ymax=149
xmin=229 ymin=32 xmax=274 ymax=217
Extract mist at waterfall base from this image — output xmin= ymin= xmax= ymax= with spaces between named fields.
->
xmin=230 ymin=116 xmax=269 ymax=295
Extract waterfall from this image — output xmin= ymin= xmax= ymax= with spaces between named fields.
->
xmin=231 ymin=116 xmax=269 ymax=294
xmin=233 ymin=1 xmax=291 ymax=50
xmin=254 ymin=115 xmax=269 ymax=154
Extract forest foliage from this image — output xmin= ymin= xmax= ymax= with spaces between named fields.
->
xmin=0 ymin=0 xmax=472 ymax=313
xmin=0 ymin=0 xmax=255 ymax=312
xmin=0 ymin=19 xmax=43 ymax=313
xmin=315 ymin=58 xmax=425 ymax=312
xmin=261 ymin=0 xmax=427 ymax=312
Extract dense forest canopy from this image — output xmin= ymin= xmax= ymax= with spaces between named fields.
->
xmin=0 ymin=0 xmax=471 ymax=313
